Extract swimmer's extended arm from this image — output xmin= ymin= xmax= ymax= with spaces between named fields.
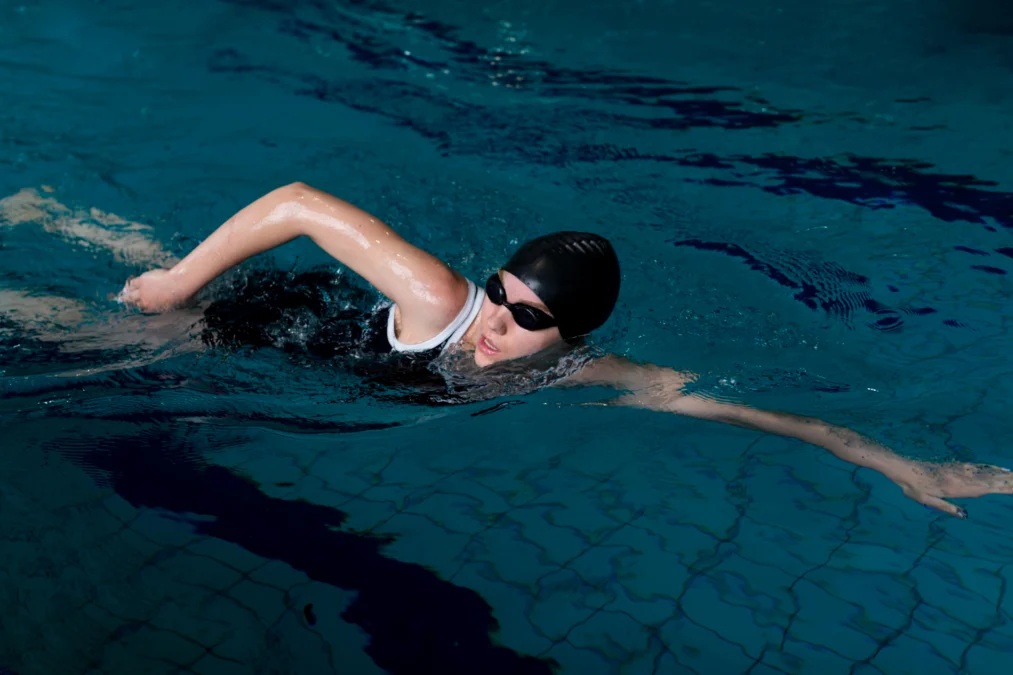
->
xmin=573 ymin=356 xmax=1013 ymax=519
xmin=120 ymin=182 xmax=469 ymax=343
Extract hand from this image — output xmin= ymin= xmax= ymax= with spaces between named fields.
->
xmin=889 ymin=460 xmax=1013 ymax=519
xmin=117 ymin=268 xmax=190 ymax=312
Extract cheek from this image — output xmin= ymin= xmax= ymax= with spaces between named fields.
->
xmin=503 ymin=328 xmax=556 ymax=358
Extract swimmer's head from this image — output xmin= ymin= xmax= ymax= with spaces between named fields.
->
xmin=474 ymin=231 xmax=621 ymax=366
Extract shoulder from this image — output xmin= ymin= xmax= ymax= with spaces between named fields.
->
xmin=392 ymin=272 xmax=475 ymax=346
xmin=559 ymin=354 xmax=632 ymax=388
xmin=562 ymin=355 xmax=694 ymax=391
xmin=423 ymin=270 xmax=474 ymax=332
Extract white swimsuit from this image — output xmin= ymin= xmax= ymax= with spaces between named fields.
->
xmin=385 ymin=279 xmax=485 ymax=354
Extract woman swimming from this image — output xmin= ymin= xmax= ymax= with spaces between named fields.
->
xmin=5 ymin=183 xmax=1012 ymax=518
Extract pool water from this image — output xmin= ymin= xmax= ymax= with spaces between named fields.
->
xmin=3 ymin=0 xmax=1013 ymax=673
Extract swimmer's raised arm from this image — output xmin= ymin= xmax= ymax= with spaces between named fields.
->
xmin=121 ymin=182 xmax=469 ymax=343
xmin=572 ymin=356 xmax=1013 ymax=519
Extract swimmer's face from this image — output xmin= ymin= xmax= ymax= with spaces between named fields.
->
xmin=473 ymin=270 xmax=563 ymax=367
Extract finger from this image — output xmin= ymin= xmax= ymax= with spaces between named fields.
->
xmin=924 ymin=495 xmax=968 ymax=519
xmin=115 ymin=284 xmax=140 ymax=306
xmin=902 ymin=485 xmax=968 ymax=519
xmin=981 ymin=466 xmax=1013 ymax=494
xmin=935 ymin=464 xmax=1013 ymax=498
xmin=965 ymin=464 xmax=1013 ymax=495
xmin=963 ymin=463 xmax=1011 ymax=476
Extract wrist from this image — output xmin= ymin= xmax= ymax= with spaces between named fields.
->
xmin=165 ymin=264 xmax=201 ymax=302
xmin=877 ymin=455 xmax=922 ymax=483
xmin=167 ymin=256 xmax=208 ymax=293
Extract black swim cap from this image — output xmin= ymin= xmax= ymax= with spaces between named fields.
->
xmin=502 ymin=231 xmax=621 ymax=339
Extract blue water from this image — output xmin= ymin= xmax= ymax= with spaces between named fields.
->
xmin=3 ymin=0 xmax=1013 ymax=673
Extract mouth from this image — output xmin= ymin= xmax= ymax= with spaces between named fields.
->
xmin=477 ymin=335 xmax=500 ymax=357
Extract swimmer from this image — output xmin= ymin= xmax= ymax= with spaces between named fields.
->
xmin=5 ymin=184 xmax=1012 ymax=518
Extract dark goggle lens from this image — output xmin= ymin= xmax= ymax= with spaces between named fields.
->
xmin=485 ymin=274 xmax=507 ymax=304
xmin=511 ymin=305 xmax=545 ymax=331
xmin=485 ymin=274 xmax=555 ymax=332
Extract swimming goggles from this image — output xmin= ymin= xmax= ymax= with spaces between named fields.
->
xmin=485 ymin=274 xmax=557 ymax=331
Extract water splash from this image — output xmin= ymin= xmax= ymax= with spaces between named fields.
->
xmin=429 ymin=341 xmax=602 ymax=403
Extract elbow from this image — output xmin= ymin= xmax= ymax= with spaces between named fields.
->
xmin=268 ymin=182 xmax=332 ymax=237
xmin=274 ymin=181 xmax=342 ymax=204
xmin=673 ymin=397 xmax=749 ymax=425
xmin=257 ymin=182 xmax=314 ymax=212
xmin=277 ymin=181 xmax=315 ymax=200
xmin=275 ymin=182 xmax=353 ymax=215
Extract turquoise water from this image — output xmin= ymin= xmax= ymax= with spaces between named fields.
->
xmin=3 ymin=0 xmax=1013 ymax=673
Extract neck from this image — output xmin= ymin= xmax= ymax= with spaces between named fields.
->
xmin=458 ymin=308 xmax=483 ymax=350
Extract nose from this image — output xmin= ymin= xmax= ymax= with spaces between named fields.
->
xmin=485 ymin=304 xmax=509 ymax=335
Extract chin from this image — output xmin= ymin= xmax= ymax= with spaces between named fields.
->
xmin=472 ymin=349 xmax=497 ymax=368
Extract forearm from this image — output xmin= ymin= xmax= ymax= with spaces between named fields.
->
xmin=715 ymin=405 xmax=902 ymax=475
xmin=167 ymin=183 xmax=308 ymax=298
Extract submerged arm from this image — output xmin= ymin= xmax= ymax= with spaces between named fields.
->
xmin=572 ymin=356 xmax=1013 ymax=518
xmin=121 ymin=182 xmax=468 ymax=342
